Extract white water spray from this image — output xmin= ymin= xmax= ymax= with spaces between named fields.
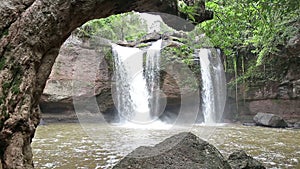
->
xmin=112 ymin=40 xmax=163 ymax=124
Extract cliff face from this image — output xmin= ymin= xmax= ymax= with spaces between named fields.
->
xmin=40 ymin=36 xmax=114 ymax=122
xmin=224 ymin=33 xmax=300 ymax=123
xmin=40 ymin=32 xmax=201 ymax=122
xmin=41 ymin=32 xmax=300 ymax=124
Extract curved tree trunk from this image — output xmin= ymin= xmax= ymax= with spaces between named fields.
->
xmin=0 ymin=0 xmax=212 ymax=168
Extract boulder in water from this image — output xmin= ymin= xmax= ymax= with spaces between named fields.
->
xmin=253 ymin=112 xmax=288 ymax=128
xmin=113 ymin=132 xmax=231 ymax=169
xmin=228 ymin=150 xmax=265 ymax=169
xmin=293 ymin=122 xmax=300 ymax=129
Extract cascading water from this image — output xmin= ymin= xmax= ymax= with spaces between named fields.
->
xmin=198 ymin=48 xmax=226 ymax=124
xmin=112 ymin=45 xmax=140 ymax=121
xmin=112 ymin=40 xmax=162 ymax=124
xmin=145 ymin=40 xmax=162 ymax=119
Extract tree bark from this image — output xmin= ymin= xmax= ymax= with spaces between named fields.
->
xmin=0 ymin=0 xmax=212 ymax=168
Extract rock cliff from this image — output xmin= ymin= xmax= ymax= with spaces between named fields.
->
xmin=224 ymin=33 xmax=300 ymax=123
xmin=40 ymin=36 xmax=115 ymax=122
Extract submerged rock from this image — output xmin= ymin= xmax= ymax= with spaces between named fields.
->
xmin=228 ymin=150 xmax=265 ymax=169
xmin=113 ymin=132 xmax=231 ymax=169
xmin=253 ymin=112 xmax=288 ymax=128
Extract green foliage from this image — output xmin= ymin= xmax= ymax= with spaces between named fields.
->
xmin=11 ymin=78 xmax=21 ymax=95
xmin=178 ymin=0 xmax=198 ymax=22
xmin=103 ymin=46 xmax=114 ymax=72
xmin=136 ymin=43 xmax=150 ymax=48
xmin=161 ymin=45 xmax=200 ymax=91
xmin=0 ymin=105 xmax=8 ymax=133
xmin=0 ymin=57 xmax=5 ymax=70
xmin=162 ymin=45 xmax=194 ymax=66
xmin=76 ymin=12 xmax=148 ymax=42
xmin=198 ymin=0 xmax=300 ymax=85
xmin=0 ymin=28 xmax=9 ymax=39
xmin=1 ymin=64 xmax=22 ymax=96
xmin=2 ymin=82 xmax=10 ymax=91
xmin=0 ymin=96 xmax=4 ymax=106
xmin=227 ymin=55 xmax=294 ymax=89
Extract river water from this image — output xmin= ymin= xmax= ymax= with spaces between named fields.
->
xmin=32 ymin=123 xmax=300 ymax=169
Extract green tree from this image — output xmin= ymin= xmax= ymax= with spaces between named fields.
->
xmin=76 ymin=12 xmax=148 ymax=42
xmin=197 ymin=0 xmax=299 ymax=82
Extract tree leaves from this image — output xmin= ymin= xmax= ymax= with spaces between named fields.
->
xmin=75 ymin=12 xmax=148 ymax=42
xmin=198 ymin=0 xmax=299 ymax=80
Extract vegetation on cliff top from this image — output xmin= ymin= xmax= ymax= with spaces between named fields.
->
xmin=197 ymin=0 xmax=299 ymax=87
xmin=74 ymin=0 xmax=299 ymax=89
xmin=75 ymin=12 xmax=149 ymax=42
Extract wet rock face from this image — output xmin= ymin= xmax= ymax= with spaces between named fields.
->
xmin=41 ymin=32 xmax=201 ymax=121
xmin=287 ymin=33 xmax=300 ymax=55
xmin=224 ymin=34 xmax=300 ymax=123
xmin=113 ymin=132 xmax=231 ymax=169
xmin=253 ymin=112 xmax=288 ymax=128
xmin=40 ymin=36 xmax=114 ymax=118
xmin=228 ymin=150 xmax=265 ymax=169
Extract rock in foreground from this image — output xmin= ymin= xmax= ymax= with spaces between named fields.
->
xmin=253 ymin=112 xmax=288 ymax=128
xmin=113 ymin=132 xmax=231 ymax=169
xmin=228 ymin=150 xmax=265 ymax=169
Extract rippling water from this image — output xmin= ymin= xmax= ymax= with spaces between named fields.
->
xmin=32 ymin=123 xmax=300 ymax=169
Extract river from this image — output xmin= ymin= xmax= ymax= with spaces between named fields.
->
xmin=32 ymin=123 xmax=300 ymax=169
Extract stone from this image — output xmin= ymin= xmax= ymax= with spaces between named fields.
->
xmin=113 ymin=132 xmax=231 ymax=169
xmin=40 ymin=36 xmax=114 ymax=119
xmin=139 ymin=31 xmax=162 ymax=43
xmin=287 ymin=34 xmax=300 ymax=55
xmin=292 ymin=79 xmax=300 ymax=99
xmin=287 ymin=122 xmax=294 ymax=128
xmin=253 ymin=112 xmax=288 ymax=128
xmin=228 ymin=150 xmax=265 ymax=169
xmin=294 ymin=122 xmax=300 ymax=129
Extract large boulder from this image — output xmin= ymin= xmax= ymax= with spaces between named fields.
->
xmin=113 ymin=132 xmax=231 ymax=169
xmin=253 ymin=112 xmax=288 ymax=128
xmin=40 ymin=36 xmax=114 ymax=121
xmin=228 ymin=150 xmax=265 ymax=169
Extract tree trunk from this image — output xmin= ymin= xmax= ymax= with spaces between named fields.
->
xmin=0 ymin=0 xmax=212 ymax=168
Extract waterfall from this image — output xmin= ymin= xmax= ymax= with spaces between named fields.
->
xmin=198 ymin=48 xmax=226 ymax=124
xmin=145 ymin=40 xmax=162 ymax=119
xmin=112 ymin=40 xmax=162 ymax=124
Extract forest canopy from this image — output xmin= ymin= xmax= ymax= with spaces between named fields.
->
xmin=197 ymin=0 xmax=300 ymax=85
xmin=74 ymin=0 xmax=300 ymax=87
